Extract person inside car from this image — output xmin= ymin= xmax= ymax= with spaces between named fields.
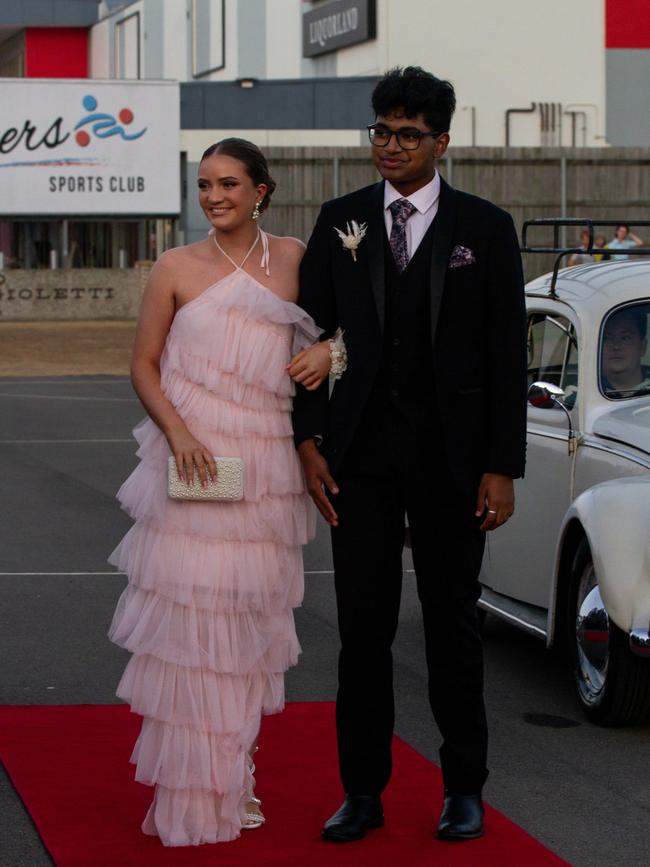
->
xmin=601 ymin=307 xmax=650 ymax=398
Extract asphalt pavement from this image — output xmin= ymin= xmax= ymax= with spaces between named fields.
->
xmin=1 ymin=374 xmax=650 ymax=866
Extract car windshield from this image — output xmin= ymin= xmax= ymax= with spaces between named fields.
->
xmin=600 ymin=301 xmax=650 ymax=400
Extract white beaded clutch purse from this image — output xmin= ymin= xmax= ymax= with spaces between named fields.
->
xmin=167 ymin=456 xmax=244 ymax=501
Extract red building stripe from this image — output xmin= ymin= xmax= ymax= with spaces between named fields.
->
xmin=606 ymin=0 xmax=650 ymax=48
xmin=25 ymin=28 xmax=88 ymax=78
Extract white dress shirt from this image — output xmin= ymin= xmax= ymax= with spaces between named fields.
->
xmin=383 ymin=172 xmax=441 ymax=261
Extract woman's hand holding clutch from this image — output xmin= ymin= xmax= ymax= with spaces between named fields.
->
xmin=166 ymin=425 xmax=217 ymax=487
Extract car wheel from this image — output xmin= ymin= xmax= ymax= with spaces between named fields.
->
xmin=568 ymin=537 xmax=650 ymax=725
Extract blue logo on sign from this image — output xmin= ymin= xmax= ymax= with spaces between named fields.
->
xmin=73 ymin=95 xmax=146 ymax=146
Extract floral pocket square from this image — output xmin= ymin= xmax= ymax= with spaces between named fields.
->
xmin=448 ymin=244 xmax=476 ymax=269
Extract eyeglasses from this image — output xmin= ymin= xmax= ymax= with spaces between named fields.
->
xmin=367 ymin=124 xmax=441 ymax=151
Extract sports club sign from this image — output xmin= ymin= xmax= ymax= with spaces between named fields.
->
xmin=0 ymin=79 xmax=180 ymax=215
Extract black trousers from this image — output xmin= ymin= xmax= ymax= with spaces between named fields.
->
xmin=329 ymin=402 xmax=488 ymax=796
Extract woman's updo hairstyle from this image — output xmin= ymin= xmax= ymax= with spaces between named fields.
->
xmin=200 ymin=138 xmax=276 ymax=213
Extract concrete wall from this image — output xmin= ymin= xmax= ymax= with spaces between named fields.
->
xmin=0 ymin=266 xmax=151 ymax=320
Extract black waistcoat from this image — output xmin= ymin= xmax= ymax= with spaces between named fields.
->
xmin=368 ymin=217 xmax=438 ymax=429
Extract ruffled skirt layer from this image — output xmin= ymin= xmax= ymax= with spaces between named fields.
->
xmin=108 ymin=276 xmax=316 ymax=846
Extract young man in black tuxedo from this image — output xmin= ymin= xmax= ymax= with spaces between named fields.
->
xmin=292 ymin=67 xmax=527 ymax=843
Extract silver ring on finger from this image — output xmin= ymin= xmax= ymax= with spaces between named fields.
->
xmin=487 ymin=509 xmax=497 ymax=515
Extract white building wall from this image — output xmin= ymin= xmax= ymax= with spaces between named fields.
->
xmin=335 ymin=0 xmax=385 ymax=77
xmin=91 ymin=0 xmax=608 ymax=147
xmin=91 ymin=0 xmax=145 ymax=79
xmin=161 ymin=0 xmax=190 ymax=81
xmin=266 ymin=0 xmax=607 ymax=146
xmin=89 ymin=16 xmax=111 ymax=79
xmin=265 ymin=0 xmax=302 ymax=80
xmin=180 ymin=128 xmax=363 ymax=162
xmin=382 ymin=0 xmax=606 ymax=146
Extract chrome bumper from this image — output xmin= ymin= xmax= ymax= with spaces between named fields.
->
xmin=629 ymin=627 xmax=650 ymax=657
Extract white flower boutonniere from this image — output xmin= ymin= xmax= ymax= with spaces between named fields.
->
xmin=333 ymin=220 xmax=367 ymax=262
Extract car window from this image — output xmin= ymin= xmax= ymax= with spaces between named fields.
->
xmin=527 ymin=312 xmax=578 ymax=407
xmin=600 ymin=301 xmax=650 ymax=400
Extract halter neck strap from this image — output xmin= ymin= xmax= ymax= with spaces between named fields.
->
xmin=260 ymin=229 xmax=271 ymax=277
xmin=210 ymin=228 xmax=271 ymax=277
xmin=212 ymin=230 xmax=259 ymax=271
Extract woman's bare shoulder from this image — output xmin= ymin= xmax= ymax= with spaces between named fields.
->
xmin=146 ymin=242 xmax=210 ymax=293
xmin=157 ymin=239 xmax=212 ymax=268
xmin=267 ymin=234 xmax=306 ymax=263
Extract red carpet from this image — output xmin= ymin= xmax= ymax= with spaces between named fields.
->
xmin=0 ymin=702 xmax=567 ymax=866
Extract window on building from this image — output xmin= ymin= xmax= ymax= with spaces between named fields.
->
xmin=0 ymin=32 xmax=26 ymax=77
xmin=114 ymin=12 xmax=140 ymax=80
xmin=192 ymin=0 xmax=225 ymax=78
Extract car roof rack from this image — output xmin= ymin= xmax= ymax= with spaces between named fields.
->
xmin=521 ymin=218 xmax=650 ymax=298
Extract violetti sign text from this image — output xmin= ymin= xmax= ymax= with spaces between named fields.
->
xmin=303 ymin=0 xmax=376 ymax=58
xmin=0 ymin=79 xmax=180 ymax=216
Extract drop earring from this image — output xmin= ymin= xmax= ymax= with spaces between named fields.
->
xmin=252 ymin=200 xmax=261 ymax=221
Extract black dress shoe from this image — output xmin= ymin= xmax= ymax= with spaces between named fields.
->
xmin=322 ymin=794 xmax=384 ymax=842
xmin=437 ymin=792 xmax=484 ymax=841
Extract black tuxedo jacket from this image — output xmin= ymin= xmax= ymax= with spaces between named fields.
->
xmin=292 ymin=176 xmax=528 ymax=497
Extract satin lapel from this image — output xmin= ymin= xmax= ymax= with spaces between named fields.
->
xmin=429 ymin=177 xmax=458 ymax=344
xmin=365 ymin=181 xmax=386 ymax=335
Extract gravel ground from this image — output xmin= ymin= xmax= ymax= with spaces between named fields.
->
xmin=0 ymin=321 xmax=136 ymax=377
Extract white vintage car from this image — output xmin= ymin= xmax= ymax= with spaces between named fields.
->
xmin=479 ymin=229 xmax=650 ymax=726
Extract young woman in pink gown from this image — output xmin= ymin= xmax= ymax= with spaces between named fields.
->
xmin=108 ymin=139 xmax=332 ymax=847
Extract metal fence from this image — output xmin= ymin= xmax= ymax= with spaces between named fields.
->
xmin=260 ymin=146 xmax=650 ymax=280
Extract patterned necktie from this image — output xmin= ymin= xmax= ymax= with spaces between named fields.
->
xmin=388 ymin=198 xmax=417 ymax=272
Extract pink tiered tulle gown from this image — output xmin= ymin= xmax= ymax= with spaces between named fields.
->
xmin=108 ymin=232 xmax=318 ymax=846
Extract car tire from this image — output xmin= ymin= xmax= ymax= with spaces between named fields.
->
xmin=568 ymin=537 xmax=650 ymax=725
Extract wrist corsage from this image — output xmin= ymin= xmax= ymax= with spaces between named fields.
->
xmin=329 ymin=327 xmax=348 ymax=381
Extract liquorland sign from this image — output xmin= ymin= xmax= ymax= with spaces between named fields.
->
xmin=0 ymin=79 xmax=180 ymax=215
xmin=303 ymin=0 xmax=376 ymax=58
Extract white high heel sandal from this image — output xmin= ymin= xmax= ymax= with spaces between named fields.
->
xmin=242 ymin=748 xmax=266 ymax=830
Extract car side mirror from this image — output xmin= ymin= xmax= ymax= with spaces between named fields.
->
xmin=527 ymin=381 xmax=576 ymax=455
xmin=527 ymin=381 xmax=565 ymax=409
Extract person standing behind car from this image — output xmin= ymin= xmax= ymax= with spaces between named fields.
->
xmin=606 ymin=224 xmax=643 ymax=261
xmin=568 ymin=229 xmax=594 ymax=266
xmin=593 ymin=234 xmax=610 ymax=263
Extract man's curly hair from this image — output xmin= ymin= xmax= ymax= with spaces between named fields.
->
xmin=371 ymin=66 xmax=456 ymax=133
